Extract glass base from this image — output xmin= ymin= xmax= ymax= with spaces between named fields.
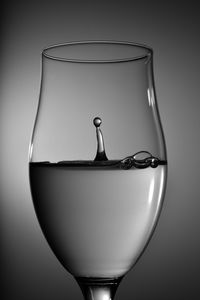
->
xmin=75 ymin=277 xmax=123 ymax=300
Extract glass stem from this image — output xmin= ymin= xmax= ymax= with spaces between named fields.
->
xmin=75 ymin=277 xmax=122 ymax=300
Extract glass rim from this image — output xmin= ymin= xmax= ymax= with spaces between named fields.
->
xmin=42 ymin=40 xmax=153 ymax=63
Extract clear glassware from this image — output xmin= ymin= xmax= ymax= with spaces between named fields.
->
xmin=29 ymin=41 xmax=167 ymax=300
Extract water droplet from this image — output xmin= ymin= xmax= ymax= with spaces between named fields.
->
xmin=120 ymin=156 xmax=134 ymax=170
xmin=150 ymin=157 xmax=159 ymax=168
xmin=93 ymin=117 xmax=108 ymax=161
xmin=133 ymin=151 xmax=152 ymax=161
xmin=133 ymin=151 xmax=152 ymax=168
xmin=93 ymin=117 xmax=102 ymax=128
xmin=120 ymin=151 xmax=162 ymax=169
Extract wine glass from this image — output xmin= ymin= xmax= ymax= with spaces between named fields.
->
xmin=29 ymin=41 xmax=167 ymax=300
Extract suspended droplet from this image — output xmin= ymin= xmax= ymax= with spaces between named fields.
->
xmin=93 ymin=117 xmax=102 ymax=128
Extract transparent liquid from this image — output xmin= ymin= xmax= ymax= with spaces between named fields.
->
xmin=29 ymin=161 xmax=167 ymax=278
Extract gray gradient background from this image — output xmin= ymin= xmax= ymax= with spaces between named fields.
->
xmin=0 ymin=1 xmax=199 ymax=299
